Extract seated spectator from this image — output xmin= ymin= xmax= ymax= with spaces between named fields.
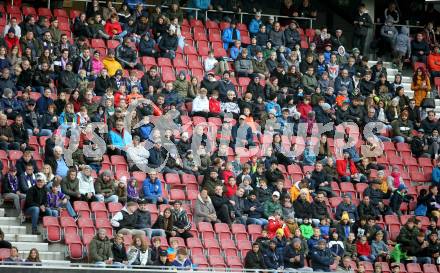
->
xmin=158 ymin=28 xmax=178 ymax=59
xmin=0 ymin=228 xmax=11 ymax=249
xmin=139 ymin=33 xmax=157 ymax=57
xmin=24 ymin=174 xmax=57 ymax=235
xmin=411 ymin=33 xmax=430 ymax=65
xmin=336 ymin=150 xmax=359 ymax=182
xmin=336 ymin=193 xmax=358 ymax=222
xmin=127 ymin=234 xmax=152 ymax=266
xmin=263 ymin=239 xmax=283 ymax=270
xmin=47 ymin=180 xmax=77 ymax=218
xmin=142 ymin=170 xmax=168 ymax=205
xmin=108 ymin=119 xmax=133 ymax=154
xmin=204 ymin=50 xmax=228 ymax=75
xmin=77 ymin=166 xmax=96 ymax=202
xmin=387 ymin=166 xmax=406 ymax=192
xmin=171 ymin=200 xmax=192 ymax=239
xmin=432 ymin=160 xmax=440 ymax=186
xmin=171 ymin=248 xmax=192 ymax=270
xmin=111 ymin=233 xmax=128 ymax=266
xmin=111 ymin=201 xmax=144 ymax=236
xmin=357 ymin=235 xmax=374 ymax=262
xmin=95 ymin=170 xmax=118 ymax=203
xmin=0 ymin=113 xmax=19 ymax=151
xmin=61 ymin=168 xmax=81 ymax=203
xmin=116 ymin=37 xmax=143 ymax=71
xmin=194 ymin=188 xmax=218 ymax=224
xmin=371 ymin=230 xmax=389 ymax=262
xmin=105 ymin=13 xmax=126 ymax=41
xmin=2 ymin=166 xmax=25 ymax=216
xmin=89 ymin=228 xmax=114 ymax=266
xmin=103 ymin=49 xmax=123 ymax=77
xmin=1 ymin=88 xmax=22 ymax=120
xmin=235 ymin=48 xmax=253 ymax=77
xmin=230 ymin=40 xmax=243 ymax=61
xmin=244 ymin=242 xmax=267 ymax=270
xmin=222 ymin=21 xmax=241 ymax=50
xmin=4 ymin=246 xmax=22 ymax=265
xmin=126 ymin=135 xmax=150 ymax=172
xmin=24 ymin=248 xmax=41 ymax=265
xmin=135 ymin=198 xmax=165 ymax=238
xmin=310 ymin=239 xmax=334 ymax=271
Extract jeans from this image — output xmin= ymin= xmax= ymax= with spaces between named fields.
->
xmin=246 ymin=217 xmax=268 ymax=227
xmin=27 ymin=129 xmax=52 ymax=137
xmin=359 ymin=255 xmax=376 ymax=262
xmin=95 ymin=194 xmax=119 ymax=203
xmin=145 ymin=196 xmax=168 ymax=205
xmin=113 ymin=30 xmax=128 ymax=43
xmin=393 ymin=136 xmax=405 ymax=143
xmin=143 ymin=228 xmax=166 ymax=238
xmin=3 ymin=193 xmax=26 ymax=213
xmin=0 ymin=141 xmax=20 ymax=151
xmin=52 ymin=200 xmax=76 ymax=217
xmin=25 ymin=206 xmax=57 ymax=230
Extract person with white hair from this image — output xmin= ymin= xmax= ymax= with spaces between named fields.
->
xmin=48 ymin=145 xmax=69 ymax=178
xmin=77 ymin=165 xmax=96 ymax=202
xmin=126 ymin=135 xmax=150 ymax=172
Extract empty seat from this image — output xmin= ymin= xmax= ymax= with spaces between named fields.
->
xmin=42 ymin=216 xmax=61 ymax=242
xmin=91 ymin=202 xmax=109 ymax=219
xmin=73 ymin=201 xmax=91 ymax=217
xmin=407 ymin=263 xmax=423 ymax=273
xmin=423 ymin=264 xmax=438 ymax=273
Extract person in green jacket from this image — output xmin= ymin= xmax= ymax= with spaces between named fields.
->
xmin=300 ymin=219 xmax=314 ymax=239
xmin=89 ymin=228 xmax=114 ymax=265
xmin=263 ymin=191 xmax=283 ymax=219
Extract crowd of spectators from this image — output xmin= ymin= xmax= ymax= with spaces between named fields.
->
xmin=1 ymin=0 xmax=440 ymax=271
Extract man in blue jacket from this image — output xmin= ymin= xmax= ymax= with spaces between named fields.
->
xmin=222 ymin=21 xmax=241 ymax=50
xmin=142 ymin=170 xmax=168 ymax=205
xmin=231 ymin=115 xmax=255 ymax=149
xmin=310 ymin=239 xmax=334 ymax=272
xmin=249 ymin=12 xmax=262 ymax=36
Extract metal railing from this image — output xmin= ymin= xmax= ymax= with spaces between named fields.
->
xmin=66 ymin=0 xmax=316 ymax=28
xmin=0 ymin=263 xmax=307 ymax=273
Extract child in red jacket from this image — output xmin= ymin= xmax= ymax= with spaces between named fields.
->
xmin=356 ymin=235 xmax=374 ymax=262
xmin=209 ymin=90 xmax=221 ymax=116
xmin=104 ymin=13 xmax=126 ymax=41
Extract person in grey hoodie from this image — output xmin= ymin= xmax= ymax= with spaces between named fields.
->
xmin=234 ymin=49 xmax=254 ymax=77
xmin=379 ymin=16 xmax=398 ymax=58
xmin=393 ymin=26 xmax=411 ymax=71
xmin=268 ymin=22 xmax=286 ymax=50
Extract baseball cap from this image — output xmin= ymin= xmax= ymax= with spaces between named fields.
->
xmin=272 ymin=191 xmax=280 ymax=197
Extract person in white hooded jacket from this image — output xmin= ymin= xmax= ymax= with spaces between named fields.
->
xmin=191 ymin=88 xmax=210 ymax=117
xmin=77 ymin=165 xmax=96 ymax=201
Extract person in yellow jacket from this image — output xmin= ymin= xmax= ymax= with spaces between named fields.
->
xmin=102 ymin=49 xmax=123 ymax=77
xmin=290 ymin=181 xmax=313 ymax=202
xmin=411 ymin=67 xmax=431 ymax=107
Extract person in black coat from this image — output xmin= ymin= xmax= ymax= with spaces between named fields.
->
xmin=357 ymin=195 xmax=379 ymax=220
xmin=263 ymin=240 xmax=284 ymax=270
xmin=94 ymin=68 xmax=112 ymax=96
xmin=24 ymin=175 xmax=56 ymax=234
xmin=293 ymin=190 xmax=313 ymax=221
xmin=284 ymin=238 xmax=308 ymax=270
xmin=245 ymin=242 xmax=267 ymax=270
xmin=15 ymin=148 xmax=39 ymax=176
xmin=158 ymin=29 xmax=178 ymax=59
xmin=111 ymin=234 xmax=128 ymax=264
xmin=310 ymin=162 xmax=332 ymax=197
xmin=200 ymin=73 xmax=220 ymax=95
xmin=311 ymin=192 xmax=331 ymax=224
xmin=210 ymin=185 xmax=234 ymax=225
xmin=139 ymin=33 xmax=157 ymax=57
xmin=247 ymin=75 xmax=265 ymax=101
xmin=11 ymin=115 xmax=29 ymax=150
xmin=58 ymin=62 xmax=79 ymax=92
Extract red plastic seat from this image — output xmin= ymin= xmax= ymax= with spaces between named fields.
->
xmin=231 ymin=224 xmax=248 ymax=240
xmin=329 ymin=197 xmax=343 ymax=208
xmin=91 ymin=38 xmax=106 ymax=49
xmin=205 ymin=20 xmax=219 ymax=29
xmin=107 ymin=39 xmax=120 ymax=49
xmin=192 ymin=255 xmax=209 ymax=267
xmin=423 ymin=264 xmax=438 ymax=273
xmin=209 ymin=255 xmax=226 ymax=268
xmin=38 ymin=8 xmax=52 ymax=18
xmin=0 ymin=248 xmax=10 ymax=260
xmin=411 ymin=171 xmax=427 ymax=183
xmin=165 ymin=173 xmax=182 ymax=186
xmin=169 ymin=236 xmax=186 ymax=247
xmin=95 ymin=218 xmax=113 ymax=237
xmin=226 ymin=256 xmax=242 ymax=267
xmin=69 ymin=9 xmax=81 ymax=19
xmin=77 ymin=217 xmax=95 ymax=235
xmin=214 ymin=223 xmax=232 ymax=240
xmin=8 ymin=150 xmax=23 ymax=162
xmin=388 ymin=225 xmax=400 ymax=241
xmin=161 ymin=67 xmax=176 ymax=82
xmin=43 ymin=216 xmax=61 ymax=242
xmin=91 ymin=202 xmax=108 ymax=219
xmin=170 ymin=189 xmax=186 ymax=201
xmin=220 ymin=239 xmax=236 ymax=250
xmin=107 ymin=202 xmax=123 ymax=217
xmin=22 ymin=6 xmax=37 ymax=16
xmin=419 ymin=157 xmax=433 ymax=168
xmin=53 ymin=8 xmax=68 ymax=18
xmin=73 ymin=201 xmax=91 ymax=217
xmin=187 ymin=237 xmax=203 ymax=254
xmin=60 ymin=216 xmax=78 ymax=235
xmin=407 ymin=263 xmax=423 ymax=273
xmin=237 ymin=240 xmax=252 ymax=251
xmin=157 ymin=57 xmax=173 ymax=68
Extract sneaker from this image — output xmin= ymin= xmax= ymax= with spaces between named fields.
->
xmin=32 ymin=229 xmax=41 ymax=235
xmin=74 ymin=215 xmax=79 ymax=222
xmin=19 ymin=212 xmax=25 ymax=224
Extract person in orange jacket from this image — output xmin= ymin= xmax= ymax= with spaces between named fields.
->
xmin=428 ymin=45 xmax=440 ymax=79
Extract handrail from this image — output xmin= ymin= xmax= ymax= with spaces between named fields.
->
xmin=67 ymin=0 xmax=316 ymax=28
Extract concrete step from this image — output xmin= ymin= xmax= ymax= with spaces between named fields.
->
xmin=4 ymin=234 xmax=43 ymax=242
xmin=0 ymin=216 xmax=21 ymax=225
xmin=18 ymin=251 xmax=66 ymax=261
xmin=0 ymin=208 xmax=5 ymax=217
xmin=0 ymin=225 xmax=27 ymax=234
xmin=12 ymin=242 xmax=49 ymax=252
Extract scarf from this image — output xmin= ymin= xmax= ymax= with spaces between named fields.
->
xmin=391 ymin=172 xmax=401 ymax=188
xmin=127 ymin=184 xmax=138 ymax=198
xmin=7 ymin=174 xmax=18 ymax=192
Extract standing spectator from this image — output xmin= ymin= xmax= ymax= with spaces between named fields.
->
xmin=411 ymin=67 xmax=431 ymax=107
xmin=24 ymin=174 xmax=57 ymax=235
xmin=89 ymin=228 xmax=114 ymax=266
xmin=411 ymin=33 xmax=430 ymax=65
xmin=353 ymin=3 xmax=372 ymax=55
xmin=378 ymin=16 xmax=398 ymax=59
xmin=249 ymin=12 xmax=263 ymax=36
xmin=394 ymin=27 xmax=411 ymax=71
xmin=171 ymin=200 xmax=192 ymax=239
xmin=222 ymin=21 xmax=241 ymax=50
xmin=284 ymin=21 xmax=301 ymax=51
xmin=2 ymin=166 xmax=25 ymax=216
xmin=95 ymin=170 xmax=118 ymax=203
